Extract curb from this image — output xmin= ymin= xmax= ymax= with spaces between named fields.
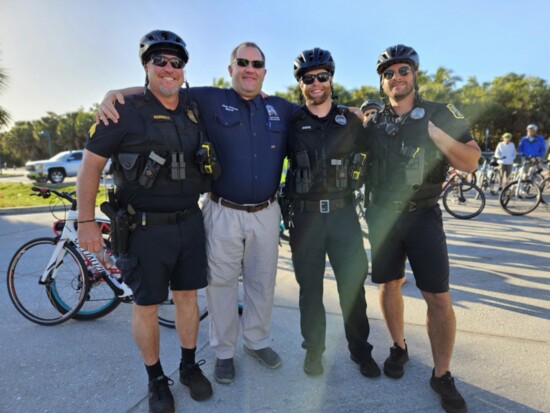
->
xmin=0 ymin=205 xmax=68 ymax=216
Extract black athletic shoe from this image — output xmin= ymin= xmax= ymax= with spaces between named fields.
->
xmin=350 ymin=353 xmax=381 ymax=378
xmin=303 ymin=351 xmax=323 ymax=376
xmin=179 ymin=360 xmax=213 ymax=401
xmin=383 ymin=342 xmax=409 ymax=379
xmin=430 ymin=369 xmax=467 ymax=413
xmin=148 ymin=375 xmax=175 ymax=413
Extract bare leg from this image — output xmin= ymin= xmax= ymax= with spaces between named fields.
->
xmin=132 ymin=303 xmax=160 ymax=365
xmin=172 ymin=290 xmax=199 ymax=349
xmin=421 ymin=291 xmax=456 ymax=377
xmin=380 ymin=279 xmax=406 ymax=348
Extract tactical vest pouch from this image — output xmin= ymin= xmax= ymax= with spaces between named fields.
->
xmin=404 ymin=147 xmax=425 ymax=191
xmin=195 ymin=142 xmax=222 ymax=180
xmin=171 ymin=152 xmax=186 ymax=181
xmin=333 ymin=158 xmax=348 ymax=189
xmin=118 ymin=153 xmax=142 ymax=182
xmin=138 ymin=151 xmax=166 ymax=189
xmin=350 ymin=153 xmax=367 ymax=190
xmin=295 ymin=150 xmax=311 ymax=194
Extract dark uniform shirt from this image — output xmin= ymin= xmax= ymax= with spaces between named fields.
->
xmin=286 ymin=103 xmax=366 ymax=200
xmin=184 ymin=87 xmax=297 ymax=205
xmin=365 ymin=100 xmax=473 ymax=202
xmin=86 ymin=90 xmax=206 ymax=212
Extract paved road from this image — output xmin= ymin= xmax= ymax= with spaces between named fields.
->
xmin=0 ymin=198 xmax=549 ymax=412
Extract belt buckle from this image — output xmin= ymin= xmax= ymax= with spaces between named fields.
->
xmin=320 ymin=200 xmax=330 ymax=213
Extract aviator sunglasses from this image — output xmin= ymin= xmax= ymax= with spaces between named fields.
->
xmin=151 ymin=55 xmax=185 ymax=69
xmin=234 ymin=58 xmax=265 ymax=69
xmin=301 ymin=71 xmax=331 ymax=85
xmin=382 ymin=66 xmax=411 ymax=80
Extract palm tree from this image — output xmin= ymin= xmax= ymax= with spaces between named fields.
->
xmin=0 ymin=64 xmax=10 ymax=128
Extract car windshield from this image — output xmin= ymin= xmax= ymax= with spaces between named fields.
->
xmin=49 ymin=151 xmax=80 ymax=161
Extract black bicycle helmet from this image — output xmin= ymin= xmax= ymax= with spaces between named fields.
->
xmin=376 ymin=44 xmax=419 ymax=74
xmin=360 ymin=99 xmax=383 ymax=114
xmin=293 ymin=48 xmax=335 ymax=81
xmin=139 ymin=30 xmax=189 ymax=65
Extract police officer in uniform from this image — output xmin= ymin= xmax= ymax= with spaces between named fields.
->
xmin=364 ymin=45 xmax=480 ymax=413
xmin=284 ymin=48 xmax=380 ymax=378
xmin=360 ymin=98 xmax=383 ymax=126
xmin=77 ymin=30 xmax=213 ymax=413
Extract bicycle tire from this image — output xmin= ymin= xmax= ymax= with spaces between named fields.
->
xmin=489 ymin=170 xmax=502 ymax=195
xmin=7 ymin=237 xmax=89 ymax=326
xmin=157 ymin=288 xmax=209 ymax=329
xmin=540 ymin=177 xmax=550 ymax=205
xmin=67 ymin=241 xmax=121 ymax=320
xmin=499 ymin=179 xmax=542 ymax=216
xmin=442 ymin=182 xmax=485 ymax=219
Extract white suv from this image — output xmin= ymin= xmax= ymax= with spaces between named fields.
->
xmin=26 ymin=150 xmax=112 ymax=184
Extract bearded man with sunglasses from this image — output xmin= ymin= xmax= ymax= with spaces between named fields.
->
xmin=282 ymin=48 xmax=380 ymax=378
xmin=97 ymin=41 xmax=296 ymax=385
xmin=363 ymin=45 xmax=480 ymax=413
xmin=77 ymin=30 xmax=214 ymax=413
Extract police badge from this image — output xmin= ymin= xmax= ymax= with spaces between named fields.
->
xmin=335 ymin=114 xmax=347 ymax=125
xmin=410 ymin=107 xmax=425 ymax=120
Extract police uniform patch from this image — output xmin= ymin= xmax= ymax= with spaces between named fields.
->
xmin=410 ymin=107 xmax=425 ymax=120
xmin=446 ymin=104 xmax=464 ymax=119
xmin=335 ymin=114 xmax=347 ymax=125
xmin=88 ymin=123 xmax=97 ymax=138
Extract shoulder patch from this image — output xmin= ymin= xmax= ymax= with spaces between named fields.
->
xmin=88 ymin=123 xmax=97 ymax=138
xmin=446 ymin=104 xmax=464 ymax=119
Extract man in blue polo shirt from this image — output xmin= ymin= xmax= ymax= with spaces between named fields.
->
xmin=97 ymin=41 xmax=297 ymax=384
xmin=518 ymin=124 xmax=546 ymax=159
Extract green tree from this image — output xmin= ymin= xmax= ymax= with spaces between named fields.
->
xmin=0 ymin=62 xmax=10 ymax=130
xmin=212 ymin=77 xmax=231 ymax=88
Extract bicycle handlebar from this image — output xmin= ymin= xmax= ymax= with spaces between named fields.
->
xmin=31 ymin=187 xmax=77 ymax=209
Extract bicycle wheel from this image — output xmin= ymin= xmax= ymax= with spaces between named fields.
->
xmin=540 ymin=177 xmax=550 ymax=205
xmin=7 ymin=237 xmax=89 ymax=326
xmin=68 ymin=243 xmax=121 ymax=320
xmin=499 ymin=180 xmax=541 ymax=216
xmin=442 ymin=182 xmax=485 ymax=219
xmin=489 ymin=170 xmax=502 ymax=195
xmin=157 ymin=288 xmax=209 ymax=329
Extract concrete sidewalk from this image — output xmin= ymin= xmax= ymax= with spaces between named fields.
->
xmin=0 ymin=197 xmax=549 ymax=412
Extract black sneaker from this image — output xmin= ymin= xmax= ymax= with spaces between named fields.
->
xmin=179 ymin=360 xmax=213 ymax=401
xmin=148 ymin=375 xmax=175 ymax=413
xmin=383 ymin=342 xmax=409 ymax=379
xmin=214 ymin=357 xmax=235 ymax=384
xmin=350 ymin=353 xmax=381 ymax=378
xmin=430 ymin=369 xmax=467 ymax=413
xmin=243 ymin=346 xmax=282 ymax=369
xmin=303 ymin=351 xmax=323 ymax=376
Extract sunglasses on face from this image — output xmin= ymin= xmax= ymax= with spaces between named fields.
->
xmin=364 ymin=110 xmax=378 ymax=117
xmin=150 ymin=55 xmax=185 ymax=69
xmin=301 ymin=71 xmax=331 ymax=85
xmin=382 ymin=66 xmax=411 ymax=80
xmin=234 ymin=58 xmax=265 ymax=69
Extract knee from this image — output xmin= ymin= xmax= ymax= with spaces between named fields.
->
xmin=423 ymin=291 xmax=452 ymax=312
xmin=380 ymin=279 xmax=404 ymax=295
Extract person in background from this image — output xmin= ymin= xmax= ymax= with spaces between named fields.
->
xmin=494 ymin=132 xmax=516 ymax=188
xmin=518 ymin=124 xmax=546 ymax=159
xmin=78 ymin=30 xmax=213 ymax=413
xmin=363 ymin=44 xmax=480 ymax=413
xmin=360 ymin=98 xmax=383 ymax=126
xmin=283 ymin=48 xmax=380 ymax=378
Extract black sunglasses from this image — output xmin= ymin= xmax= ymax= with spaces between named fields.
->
xmin=234 ymin=58 xmax=265 ymax=69
xmin=151 ymin=55 xmax=185 ymax=69
xmin=382 ymin=66 xmax=411 ymax=80
xmin=301 ymin=71 xmax=331 ymax=85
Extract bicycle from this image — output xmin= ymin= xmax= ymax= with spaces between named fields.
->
xmin=6 ymin=187 xmax=200 ymax=327
xmin=477 ymin=154 xmax=503 ymax=195
xmin=440 ymin=167 xmax=485 ymax=219
xmin=499 ymin=157 xmax=544 ymax=216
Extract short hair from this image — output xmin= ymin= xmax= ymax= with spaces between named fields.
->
xmin=230 ymin=42 xmax=266 ymax=65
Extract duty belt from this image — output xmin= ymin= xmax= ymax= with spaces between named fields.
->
xmin=294 ymin=195 xmax=353 ymax=213
xmin=209 ymin=193 xmax=276 ymax=213
xmin=372 ymin=198 xmax=438 ymax=213
xmin=137 ymin=205 xmax=199 ymax=226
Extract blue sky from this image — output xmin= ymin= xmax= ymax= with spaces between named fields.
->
xmin=1 ymin=0 xmax=549 ymax=127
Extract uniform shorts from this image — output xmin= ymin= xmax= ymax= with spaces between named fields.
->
xmin=366 ymin=204 xmax=450 ymax=293
xmin=120 ymin=209 xmax=207 ymax=305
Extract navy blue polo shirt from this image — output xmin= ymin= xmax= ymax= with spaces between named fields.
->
xmin=185 ymin=87 xmax=297 ymax=205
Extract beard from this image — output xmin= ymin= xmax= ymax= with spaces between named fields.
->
xmin=304 ymin=86 xmax=331 ymax=106
xmin=158 ymin=84 xmax=181 ymax=97
xmin=386 ymin=81 xmax=414 ymax=102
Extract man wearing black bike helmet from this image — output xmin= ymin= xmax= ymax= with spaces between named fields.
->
xmin=363 ymin=44 xmax=480 ymax=413
xmin=282 ymin=48 xmax=379 ymax=378
xmin=360 ymin=98 xmax=383 ymax=125
xmin=78 ymin=30 xmax=214 ymax=413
